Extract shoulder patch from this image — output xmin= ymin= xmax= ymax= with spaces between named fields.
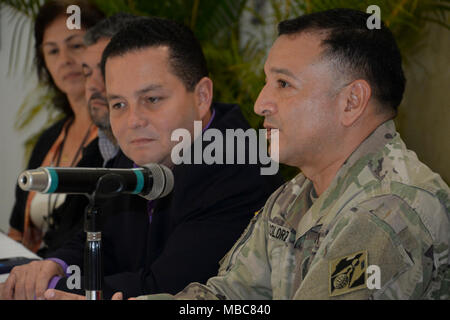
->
xmin=329 ymin=250 xmax=367 ymax=297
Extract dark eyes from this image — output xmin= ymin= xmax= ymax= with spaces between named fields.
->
xmin=264 ymin=78 xmax=290 ymax=88
xmin=110 ymin=97 xmax=162 ymax=110
xmin=111 ymin=102 xmax=126 ymax=110
xmin=277 ymin=79 xmax=290 ymax=88
xmin=47 ymin=49 xmax=58 ymax=55
xmin=147 ymin=97 xmax=160 ymax=104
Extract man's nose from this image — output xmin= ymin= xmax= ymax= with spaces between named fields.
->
xmin=86 ymin=71 xmax=106 ymax=96
xmin=92 ymin=68 xmax=106 ymax=92
xmin=127 ymin=105 xmax=148 ymax=129
xmin=254 ymin=85 xmax=276 ymax=117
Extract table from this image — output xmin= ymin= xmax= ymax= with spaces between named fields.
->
xmin=0 ymin=232 xmax=41 ymax=283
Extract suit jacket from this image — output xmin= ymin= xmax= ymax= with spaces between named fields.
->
xmin=49 ymin=102 xmax=285 ymax=299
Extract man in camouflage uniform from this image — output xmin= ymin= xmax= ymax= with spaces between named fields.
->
xmin=148 ymin=119 xmax=448 ymax=300
xmin=45 ymin=9 xmax=450 ymax=300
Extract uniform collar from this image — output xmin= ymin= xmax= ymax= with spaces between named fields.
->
xmin=292 ymin=119 xmax=398 ymax=240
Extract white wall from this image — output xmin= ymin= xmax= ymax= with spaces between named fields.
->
xmin=0 ymin=7 xmax=48 ymax=233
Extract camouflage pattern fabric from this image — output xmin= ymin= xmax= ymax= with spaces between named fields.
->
xmin=137 ymin=120 xmax=450 ymax=300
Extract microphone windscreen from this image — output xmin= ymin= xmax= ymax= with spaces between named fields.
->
xmin=141 ymin=163 xmax=174 ymax=200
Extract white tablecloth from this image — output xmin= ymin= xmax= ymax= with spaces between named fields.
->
xmin=0 ymin=232 xmax=41 ymax=283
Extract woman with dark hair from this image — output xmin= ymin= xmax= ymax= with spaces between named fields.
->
xmin=8 ymin=0 xmax=104 ymax=256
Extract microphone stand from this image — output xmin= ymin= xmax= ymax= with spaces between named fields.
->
xmin=83 ymin=174 xmax=125 ymax=300
xmin=84 ymin=198 xmax=103 ymax=300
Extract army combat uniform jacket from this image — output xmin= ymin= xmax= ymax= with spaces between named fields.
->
xmin=138 ymin=120 xmax=450 ymax=300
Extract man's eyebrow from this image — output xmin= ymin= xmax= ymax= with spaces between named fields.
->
xmin=135 ymin=84 xmax=163 ymax=96
xmin=270 ymin=67 xmax=300 ymax=81
xmin=106 ymin=94 xmax=123 ymax=101
xmin=107 ymin=84 xmax=164 ymax=101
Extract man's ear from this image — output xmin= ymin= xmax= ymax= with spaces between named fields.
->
xmin=339 ymin=80 xmax=371 ymax=127
xmin=194 ymin=77 xmax=213 ymax=119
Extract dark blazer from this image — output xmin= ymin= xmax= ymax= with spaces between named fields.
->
xmin=9 ymin=117 xmax=104 ymax=257
xmin=50 ymin=103 xmax=285 ymax=299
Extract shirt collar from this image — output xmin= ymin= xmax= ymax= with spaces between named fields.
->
xmin=203 ymin=108 xmax=216 ymax=132
xmin=98 ymin=129 xmax=119 ymax=166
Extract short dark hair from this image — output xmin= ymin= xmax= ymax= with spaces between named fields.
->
xmin=34 ymin=0 xmax=104 ymax=116
xmin=84 ymin=13 xmax=138 ymax=46
xmin=278 ymin=8 xmax=406 ymax=112
xmin=101 ymin=17 xmax=208 ymax=91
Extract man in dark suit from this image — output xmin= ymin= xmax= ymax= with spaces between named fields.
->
xmin=1 ymin=16 xmax=284 ymax=300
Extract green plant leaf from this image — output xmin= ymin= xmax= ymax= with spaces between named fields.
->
xmin=3 ymin=0 xmax=450 ymax=176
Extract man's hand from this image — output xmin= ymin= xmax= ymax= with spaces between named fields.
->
xmin=0 ymin=260 xmax=64 ymax=300
xmin=112 ymin=292 xmax=124 ymax=300
xmin=44 ymin=289 xmax=85 ymax=300
xmin=0 ymin=282 xmax=6 ymax=298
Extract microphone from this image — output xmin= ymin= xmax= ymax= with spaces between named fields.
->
xmin=17 ymin=163 xmax=174 ymax=200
